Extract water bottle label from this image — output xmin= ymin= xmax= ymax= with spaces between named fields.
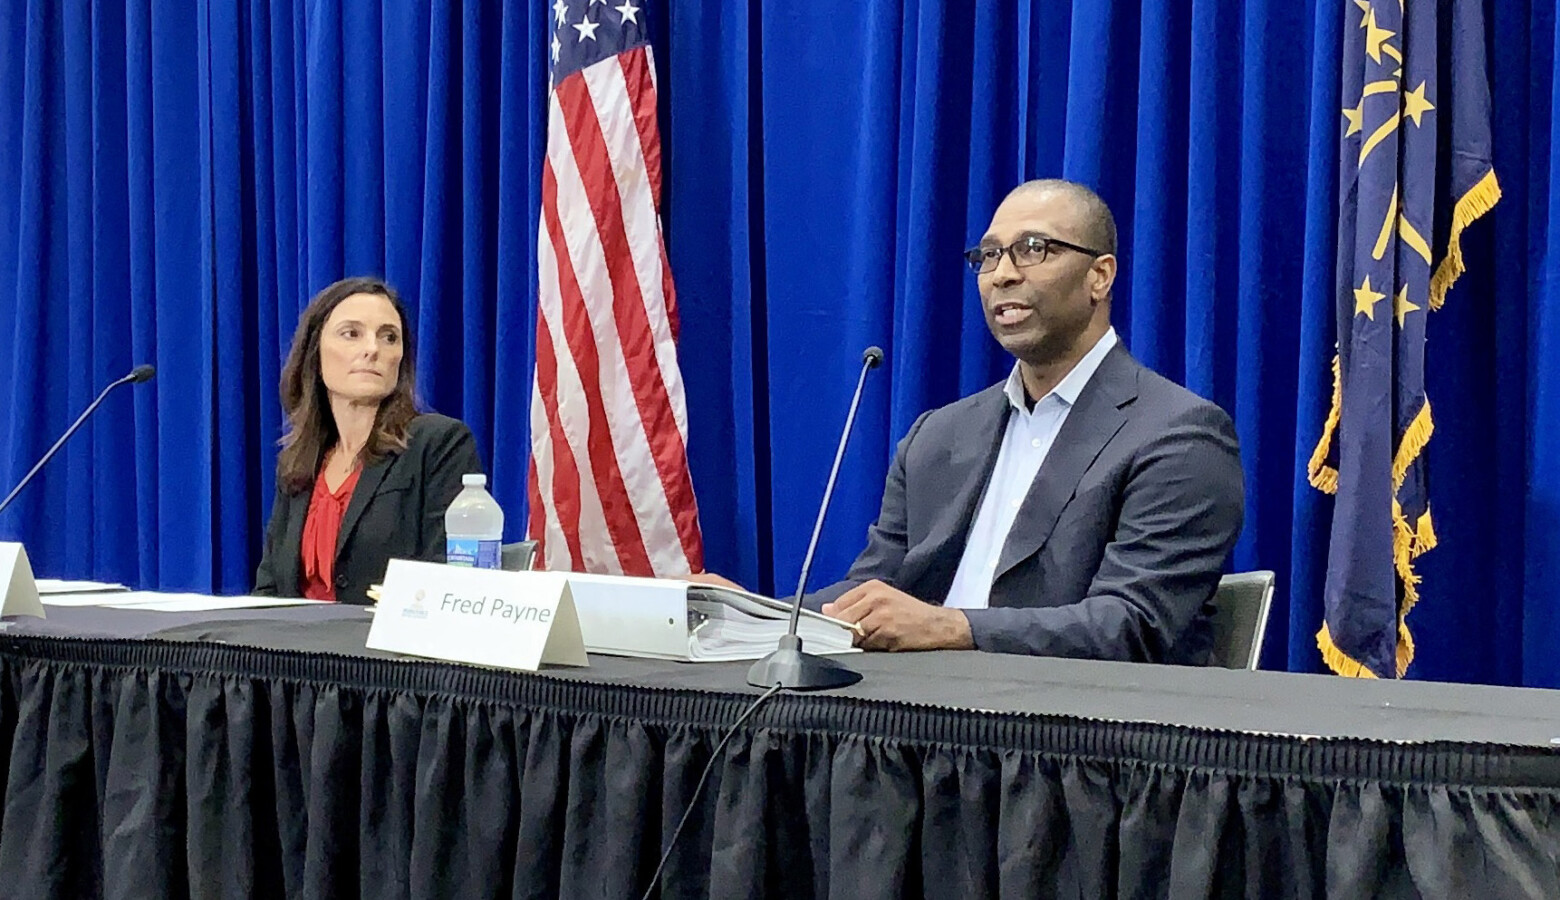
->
xmin=446 ymin=538 xmax=501 ymax=569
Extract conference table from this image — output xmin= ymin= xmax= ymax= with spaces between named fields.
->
xmin=1 ymin=602 xmax=1557 ymax=899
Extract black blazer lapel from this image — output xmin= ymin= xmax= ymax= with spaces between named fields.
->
xmin=915 ymin=385 xmax=1010 ymax=597
xmin=993 ymin=345 xmax=1139 ymax=583
xmin=336 ymin=453 xmax=397 ymax=559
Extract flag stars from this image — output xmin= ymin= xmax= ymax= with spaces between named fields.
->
xmin=1342 ymin=102 xmax=1365 ymax=138
xmin=1394 ymin=286 xmax=1420 ymax=327
xmin=552 ymin=33 xmax=562 ymax=62
xmin=573 ymin=16 xmax=601 ymax=41
xmin=1363 ymin=9 xmax=1396 ymax=64
xmin=615 ymin=1 xmax=641 ymax=24
xmin=1403 ymin=82 xmax=1434 ymax=127
xmin=553 ymin=0 xmax=568 ymax=26
xmin=1354 ymin=275 xmax=1387 ymax=320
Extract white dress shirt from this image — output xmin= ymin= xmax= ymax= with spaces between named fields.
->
xmin=943 ymin=328 xmax=1120 ymax=610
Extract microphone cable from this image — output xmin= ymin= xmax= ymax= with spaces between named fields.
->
xmin=638 ymin=683 xmax=784 ymax=900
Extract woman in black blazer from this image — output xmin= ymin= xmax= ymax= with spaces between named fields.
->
xmin=253 ymin=276 xmax=484 ymax=605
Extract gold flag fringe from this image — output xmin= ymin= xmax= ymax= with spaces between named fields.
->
xmin=1428 ymin=170 xmax=1501 ymax=310
xmin=1308 ymin=355 xmax=1342 ymax=494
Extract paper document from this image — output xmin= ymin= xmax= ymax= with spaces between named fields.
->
xmin=44 ymin=592 xmax=326 ymax=611
xmin=40 ymin=593 xmax=148 ymax=607
xmin=103 ymin=594 xmax=327 ymax=611
xmin=685 ymin=584 xmax=859 ymax=661
xmin=35 ymin=579 xmax=128 ymax=595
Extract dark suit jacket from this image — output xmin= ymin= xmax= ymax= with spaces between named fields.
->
xmin=253 ymin=414 xmax=485 ymax=605
xmin=808 ymin=344 xmax=1244 ymax=665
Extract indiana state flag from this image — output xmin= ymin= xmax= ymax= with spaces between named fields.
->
xmin=1308 ymin=0 xmax=1501 ymax=678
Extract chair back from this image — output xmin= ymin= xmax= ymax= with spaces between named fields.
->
xmin=501 ymin=541 xmax=540 ymax=572
xmin=1207 ymin=571 xmax=1276 ymax=670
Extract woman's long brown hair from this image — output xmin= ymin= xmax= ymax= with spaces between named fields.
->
xmin=276 ymin=277 xmax=419 ymax=495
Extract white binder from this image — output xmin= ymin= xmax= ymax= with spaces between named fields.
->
xmin=561 ymin=571 xmax=859 ymax=662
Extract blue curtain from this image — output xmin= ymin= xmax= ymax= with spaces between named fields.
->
xmin=0 ymin=0 xmax=548 ymax=594
xmin=0 ymin=0 xmax=1554 ymax=686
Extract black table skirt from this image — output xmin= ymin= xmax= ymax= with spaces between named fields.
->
xmin=2 ymin=608 xmax=1558 ymax=899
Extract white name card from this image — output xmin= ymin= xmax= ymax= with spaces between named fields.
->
xmin=0 ymin=542 xmax=44 ymax=619
xmin=366 ymin=559 xmax=588 ymax=671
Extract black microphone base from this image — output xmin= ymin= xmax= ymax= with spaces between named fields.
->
xmin=746 ymin=635 xmax=862 ymax=691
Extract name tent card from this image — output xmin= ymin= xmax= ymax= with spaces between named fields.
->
xmin=0 ymin=543 xmax=43 ymax=619
xmin=366 ymin=559 xmax=588 ymax=671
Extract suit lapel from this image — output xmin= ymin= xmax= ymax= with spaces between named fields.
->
xmin=926 ymin=385 xmax=1010 ymax=566
xmin=993 ymin=345 xmax=1139 ymax=583
xmin=336 ymin=452 xmax=398 ymax=559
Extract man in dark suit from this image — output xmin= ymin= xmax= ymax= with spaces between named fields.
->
xmin=699 ymin=179 xmax=1244 ymax=664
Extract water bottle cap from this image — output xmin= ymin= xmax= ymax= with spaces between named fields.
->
xmin=462 ymin=473 xmax=487 ymax=487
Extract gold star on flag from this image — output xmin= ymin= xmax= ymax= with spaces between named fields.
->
xmin=1403 ymin=81 xmax=1434 ymax=127
xmin=1363 ymin=10 xmax=1396 ymax=64
xmin=1354 ymin=0 xmax=1372 ymax=23
xmin=1394 ymin=286 xmax=1420 ymax=327
xmin=1342 ymin=102 xmax=1365 ymax=137
xmin=1354 ymin=275 xmax=1387 ymax=320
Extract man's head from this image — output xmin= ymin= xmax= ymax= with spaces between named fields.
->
xmin=965 ymin=179 xmax=1118 ymax=367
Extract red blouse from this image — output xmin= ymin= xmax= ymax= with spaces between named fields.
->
xmin=300 ymin=465 xmax=363 ymax=602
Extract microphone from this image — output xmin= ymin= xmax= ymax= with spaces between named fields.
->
xmin=0 ymin=365 xmax=156 ymax=518
xmin=748 ymin=345 xmax=883 ymax=690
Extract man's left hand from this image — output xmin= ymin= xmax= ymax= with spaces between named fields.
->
xmin=822 ymin=580 xmax=975 ymax=651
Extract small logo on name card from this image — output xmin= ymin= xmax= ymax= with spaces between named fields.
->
xmin=402 ymin=588 xmax=430 ymax=620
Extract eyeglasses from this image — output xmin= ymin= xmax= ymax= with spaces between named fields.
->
xmin=962 ymin=235 xmax=1107 ymax=274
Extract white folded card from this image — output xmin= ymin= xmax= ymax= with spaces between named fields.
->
xmin=366 ymin=559 xmax=589 ymax=671
xmin=0 ymin=542 xmax=43 ymax=619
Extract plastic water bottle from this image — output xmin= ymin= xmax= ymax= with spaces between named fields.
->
xmin=445 ymin=474 xmax=503 ymax=569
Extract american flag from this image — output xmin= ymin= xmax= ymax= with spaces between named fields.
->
xmin=527 ymin=0 xmax=704 ymax=576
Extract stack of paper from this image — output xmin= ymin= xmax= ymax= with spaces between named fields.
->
xmin=35 ymin=579 xmax=128 ymax=594
xmin=42 ymin=592 xmax=326 ymax=611
xmin=556 ymin=571 xmax=860 ymax=662
xmin=685 ymin=584 xmax=858 ymax=661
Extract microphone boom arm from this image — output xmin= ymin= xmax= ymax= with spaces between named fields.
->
xmin=787 ymin=355 xmax=877 ymax=636
xmin=747 ymin=346 xmax=882 ymax=691
xmin=0 ymin=366 xmax=154 ymax=518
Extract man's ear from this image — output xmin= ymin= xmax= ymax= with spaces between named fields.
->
xmin=1090 ymin=254 xmax=1118 ymax=302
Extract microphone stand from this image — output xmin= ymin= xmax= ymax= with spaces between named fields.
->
xmin=747 ymin=347 xmax=882 ymax=690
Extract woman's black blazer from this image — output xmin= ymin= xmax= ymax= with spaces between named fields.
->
xmin=253 ymin=414 xmax=485 ymax=605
